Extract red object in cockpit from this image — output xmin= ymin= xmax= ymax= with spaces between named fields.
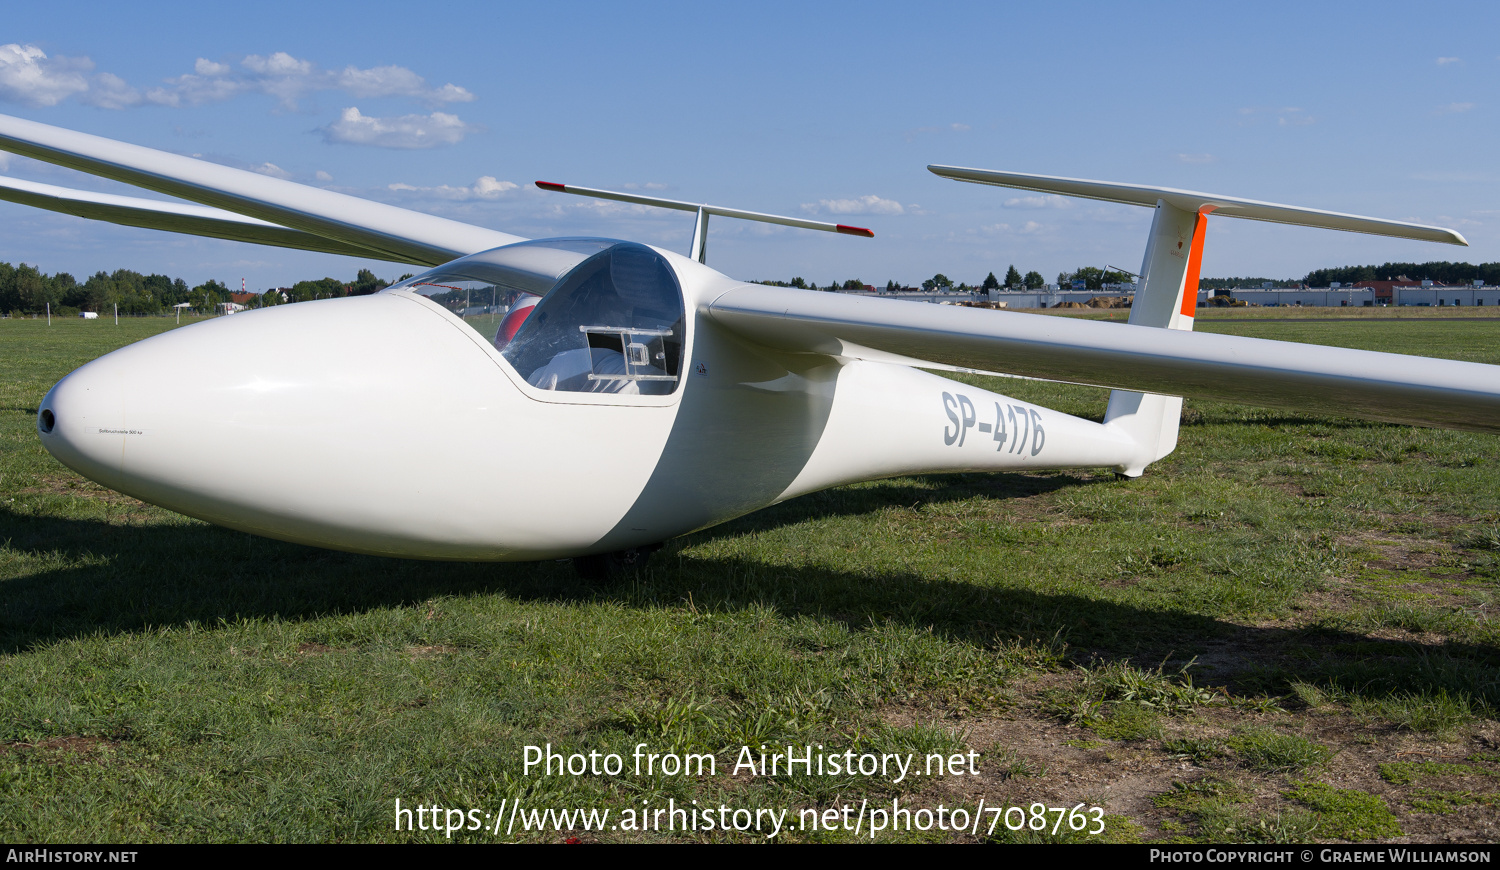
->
xmin=494 ymin=295 xmax=540 ymax=349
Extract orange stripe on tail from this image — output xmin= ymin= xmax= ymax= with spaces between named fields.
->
xmin=1180 ymin=205 xmax=1216 ymax=318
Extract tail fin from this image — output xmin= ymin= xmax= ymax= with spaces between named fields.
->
xmin=1103 ymin=199 xmax=1210 ymax=475
xmin=928 ymin=165 xmax=1469 ymax=477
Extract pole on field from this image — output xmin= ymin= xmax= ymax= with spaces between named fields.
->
xmin=46 ymin=303 xmax=51 ymax=326
xmin=176 ymin=306 xmax=180 ymax=324
xmin=114 ymin=303 xmax=119 ymax=325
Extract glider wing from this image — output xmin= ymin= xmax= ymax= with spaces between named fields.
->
xmin=0 ymin=175 xmax=405 ymax=262
xmin=704 ymin=286 xmax=1500 ymax=435
xmin=0 ymin=113 xmax=523 ymax=266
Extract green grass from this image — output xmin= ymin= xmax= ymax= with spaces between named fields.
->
xmin=1286 ymin=782 xmax=1402 ymax=840
xmin=1151 ymin=778 xmax=1320 ymax=844
xmin=3 ymin=309 xmax=1500 ymax=842
xmin=1379 ymin=761 xmax=1499 ymax=787
xmin=1407 ymin=789 xmax=1500 ymax=814
xmin=1227 ymin=728 xmax=1333 ymax=774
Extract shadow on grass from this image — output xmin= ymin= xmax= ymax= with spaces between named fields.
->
xmin=0 ymin=472 xmax=1089 ymax=649
xmin=688 ymin=470 xmax=1095 ymax=541
xmin=2 ymin=471 xmax=1497 ymax=712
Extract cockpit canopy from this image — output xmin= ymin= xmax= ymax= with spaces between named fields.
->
xmin=387 ymin=239 xmax=685 ymax=396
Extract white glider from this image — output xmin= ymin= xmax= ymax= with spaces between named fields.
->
xmin=2 ymin=114 xmax=1493 ymax=574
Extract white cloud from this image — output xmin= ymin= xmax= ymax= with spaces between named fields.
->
xmin=320 ymin=107 xmax=474 ymax=148
xmin=1020 ymin=220 xmax=1042 ymax=233
xmin=146 ymin=74 xmax=245 ymax=108
xmin=571 ymin=200 xmax=657 ymax=217
xmin=801 ymin=194 xmax=905 ymax=216
xmin=78 ymin=72 xmax=142 ymax=109
xmin=1437 ymin=57 xmax=1462 ymax=65
xmin=1003 ymin=194 xmax=1069 ymax=208
xmin=242 ymin=51 xmax=313 ymax=77
xmin=1435 ymin=102 xmax=1475 ymax=115
xmin=336 ymin=65 xmax=473 ymax=103
xmin=315 ymin=170 xmax=333 ymax=182
xmin=388 ymin=175 xmax=518 ymax=199
xmin=1174 ymin=153 xmax=1216 ymax=164
xmin=223 ymin=53 xmax=472 ymax=108
xmin=251 ymin=162 xmax=293 ymax=180
xmin=621 ymin=182 xmax=668 ymax=191
xmin=0 ymin=44 xmax=90 ymax=106
xmin=950 ymin=123 xmax=971 ymax=131
xmin=8 ymin=46 xmax=478 ymax=112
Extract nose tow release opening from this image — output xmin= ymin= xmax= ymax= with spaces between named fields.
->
xmin=39 ymin=409 xmax=55 ymax=434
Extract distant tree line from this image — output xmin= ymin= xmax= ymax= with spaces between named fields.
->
xmin=1302 ymin=261 xmax=1500 ymax=287
xmin=25 ymin=257 xmax=1486 ymax=318
xmin=752 ymin=261 xmax=1500 ymax=296
xmin=753 ymin=277 xmax=872 ymax=292
xmin=1198 ymin=277 xmax=1301 ymax=290
xmin=0 ymin=262 xmax=399 ymax=317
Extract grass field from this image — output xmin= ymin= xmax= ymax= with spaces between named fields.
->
xmin=2 ymin=309 xmax=1499 ymax=843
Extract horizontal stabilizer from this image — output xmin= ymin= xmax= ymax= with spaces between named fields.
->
xmin=705 ymin=286 xmax=1500 ymax=435
xmin=928 ymin=165 xmax=1468 ymax=246
xmin=0 ymin=113 xmax=524 ymax=266
xmin=535 ymin=181 xmax=874 ymax=236
xmin=0 ymin=175 xmax=404 ymax=262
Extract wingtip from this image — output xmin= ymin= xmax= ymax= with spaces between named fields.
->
xmin=835 ymin=224 xmax=875 ymax=238
xmin=535 ymin=181 xmax=565 ymax=191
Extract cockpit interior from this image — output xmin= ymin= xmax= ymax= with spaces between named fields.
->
xmin=388 ymin=239 xmax=686 ymax=396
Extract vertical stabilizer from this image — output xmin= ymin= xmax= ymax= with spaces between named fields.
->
xmin=1103 ymin=200 xmax=1211 ymax=475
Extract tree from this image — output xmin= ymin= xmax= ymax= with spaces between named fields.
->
xmin=288 ymin=277 xmax=342 ymax=303
xmin=1004 ymin=265 xmax=1022 ymax=288
xmin=921 ymin=273 xmax=952 ymax=292
xmin=191 ymin=279 xmax=229 ymax=310
xmin=1023 ymin=270 xmax=1044 ymax=290
xmin=351 ymin=269 xmax=387 ymax=296
xmin=0 ymin=262 xmax=55 ymax=314
xmin=981 ymin=272 xmax=1000 ymax=294
xmin=1063 ymin=267 xmax=1133 ymax=291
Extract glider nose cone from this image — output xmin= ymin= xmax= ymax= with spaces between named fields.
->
xmin=37 ymin=353 xmax=132 ymax=491
xmin=36 ymin=295 xmax=508 ymax=549
xmin=31 ymin=293 xmax=597 ymax=559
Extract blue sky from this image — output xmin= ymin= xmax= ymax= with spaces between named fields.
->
xmin=1 ymin=1 xmax=1496 ymax=290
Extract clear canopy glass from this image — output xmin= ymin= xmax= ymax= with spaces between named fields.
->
xmin=387 ymin=239 xmax=685 ymax=396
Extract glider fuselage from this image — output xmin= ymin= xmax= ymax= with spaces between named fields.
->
xmin=36 ymin=240 xmax=1136 ymax=560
